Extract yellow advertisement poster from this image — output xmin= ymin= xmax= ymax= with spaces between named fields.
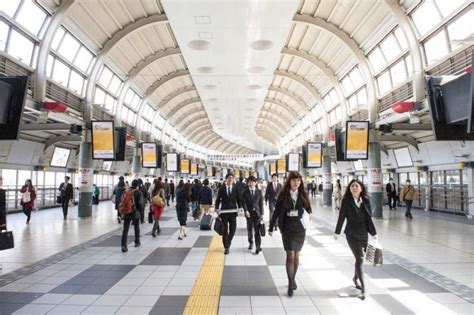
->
xmin=92 ymin=121 xmax=114 ymax=159
xmin=235 ymin=169 xmax=240 ymax=178
xmin=191 ymin=163 xmax=198 ymax=175
xmin=180 ymin=159 xmax=190 ymax=174
xmin=307 ymin=142 xmax=322 ymax=168
xmin=277 ymin=159 xmax=286 ymax=174
xmin=346 ymin=121 xmax=369 ymax=159
xmin=207 ymin=166 xmax=214 ymax=177
xmin=270 ymin=163 xmax=276 ymax=175
xmin=142 ymin=143 xmax=157 ymax=168
xmin=244 ymin=170 xmax=250 ymax=178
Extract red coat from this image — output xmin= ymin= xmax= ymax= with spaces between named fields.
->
xmin=20 ymin=186 xmax=36 ymax=208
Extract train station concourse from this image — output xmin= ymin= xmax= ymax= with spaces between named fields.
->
xmin=0 ymin=0 xmax=473 ymax=314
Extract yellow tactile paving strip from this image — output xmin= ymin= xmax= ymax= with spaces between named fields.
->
xmin=183 ymin=235 xmax=224 ymax=315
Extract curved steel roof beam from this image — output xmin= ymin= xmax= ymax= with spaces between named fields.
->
xmin=187 ymin=124 xmax=213 ymax=141
xmin=256 ymin=126 xmax=281 ymax=143
xmin=165 ymin=98 xmax=201 ymax=120
xmin=256 ymin=118 xmax=286 ymax=136
xmin=263 ymin=98 xmax=299 ymax=122
xmin=175 ymin=112 xmax=207 ymax=130
xmin=267 ymin=87 xmax=309 ymax=118
xmin=171 ymin=106 xmax=205 ymax=126
xmin=259 ymin=109 xmax=292 ymax=127
xmin=181 ymin=117 xmax=209 ymax=135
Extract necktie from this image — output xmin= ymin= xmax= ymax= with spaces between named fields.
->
xmin=228 ymin=187 xmax=231 ymax=196
xmin=274 ymin=183 xmax=276 ymax=193
xmin=251 ymin=190 xmax=254 ymax=198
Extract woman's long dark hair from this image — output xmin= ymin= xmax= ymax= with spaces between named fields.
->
xmin=177 ymin=179 xmax=184 ymax=189
xmin=152 ymin=182 xmax=164 ymax=197
xmin=277 ymin=171 xmax=310 ymax=209
xmin=343 ymin=179 xmax=369 ymax=200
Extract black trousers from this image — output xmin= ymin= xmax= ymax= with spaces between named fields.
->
xmin=387 ymin=193 xmax=397 ymax=209
xmin=405 ymin=200 xmax=413 ymax=217
xmin=268 ymin=199 xmax=277 ymax=221
xmin=246 ymin=212 xmax=262 ymax=249
xmin=346 ymin=235 xmax=368 ymax=289
xmin=121 ymin=217 xmax=140 ymax=247
xmin=220 ymin=213 xmax=237 ymax=249
xmin=22 ymin=205 xmax=32 ymax=219
xmin=61 ymin=197 xmax=70 ymax=218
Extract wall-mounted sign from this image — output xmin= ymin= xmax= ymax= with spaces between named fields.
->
xmin=180 ymin=159 xmax=190 ymax=174
xmin=306 ymin=142 xmax=322 ymax=168
xmin=235 ymin=169 xmax=240 ymax=178
xmin=50 ymin=147 xmax=71 ymax=168
xmin=142 ymin=142 xmax=157 ymax=168
xmin=269 ymin=162 xmax=276 ymax=175
xmin=166 ymin=153 xmax=178 ymax=172
xmin=287 ymin=153 xmax=299 ymax=172
xmin=277 ymin=159 xmax=286 ymax=174
xmin=91 ymin=121 xmax=115 ymax=160
xmin=345 ymin=121 xmax=369 ymax=160
xmin=190 ymin=163 xmax=198 ymax=175
xmin=207 ymin=166 xmax=215 ymax=177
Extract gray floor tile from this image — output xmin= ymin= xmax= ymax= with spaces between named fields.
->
xmin=193 ymin=236 xmax=213 ymax=248
xmin=149 ymin=295 xmax=188 ymax=315
xmin=144 ymin=228 xmax=179 ymax=236
xmin=370 ymin=294 xmax=417 ymax=314
xmin=262 ymin=249 xmax=286 ymax=266
xmin=92 ymin=236 xmax=132 ymax=247
xmin=140 ymin=248 xmax=191 ymax=266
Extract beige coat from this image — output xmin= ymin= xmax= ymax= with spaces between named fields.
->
xmin=400 ymin=185 xmax=417 ymax=201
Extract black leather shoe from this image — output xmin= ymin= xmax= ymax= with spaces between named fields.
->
xmin=151 ymin=233 xmax=156 ymax=237
xmin=117 ymin=217 xmax=121 ymax=224
xmin=134 ymin=241 xmax=141 ymax=247
xmin=224 ymin=248 xmax=229 ymax=255
xmin=293 ymin=282 xmax=297 ymax=290
xmin=248 ymin=244 xmax=253 ymax=250
xmin=287 ymin=287 xmax=293 ymax=297
xmin=255 ymin=248 xmax=262 ymax=255
xmin=121 ymin=246 xmax=128 ymax=253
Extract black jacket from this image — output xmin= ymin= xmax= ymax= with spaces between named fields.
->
xmin=386 ymin=183 xmax=396 ymax=195
xmin=215 ymin=184 xmax=242 ymax=212
xmin=269 ymin=196 xmax=312 ymax=232
xmin=198 ymin=186 xmax=213 ymax=205
xmin=242 ymin=187 xmax=264 ymax=216
xmin=191 ymin=185 xmax=199 ymax=202
xmin=59 ymin=182 xmax=73 ymax=200
xmin=265 ymin=181 xmax=282 ymax=202
xmin=235 ymin=181 xmax=247 ymax=200
xmin=335 ymin=196 xmax=377 ymax=237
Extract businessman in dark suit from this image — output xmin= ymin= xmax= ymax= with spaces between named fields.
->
xmin=215 ymin=173 xmax=242 ymax=254
xmin=242 ymin=176 xmax=264 ymax=254
xmin=385 ymin=178 xmax=397 ymax=210
xmin=265 ymin=173 xmax=282 ymax=229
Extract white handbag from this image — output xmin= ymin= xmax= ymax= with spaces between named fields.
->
xmin=22 ymin=191 xmax=31 ymax=203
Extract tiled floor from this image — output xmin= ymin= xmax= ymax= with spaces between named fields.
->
xmin=0 ymin=199 xmax=473 ymax=314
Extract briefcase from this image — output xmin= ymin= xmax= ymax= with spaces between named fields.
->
xmin=214 ymin=217 xmax=224 ymax=236
xmin=0 ymin=231 xmax=14 ymax=251
xmin=259 ymin=222 xmax=266 ymax=237
xmin=365 ymin=240 xmax=383 ymax=266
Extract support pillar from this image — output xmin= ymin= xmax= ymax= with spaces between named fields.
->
xmin=368 ymin=142 xmax=383 ymax=218
xmin=322 ymin=148 xmax=332 ymax=206
xmin=132 ymin=154 xmax=142 ymax=179
xmin=466 ymin=168 xmax=474 ymax=219
xmin=78 ymin=142 xmax=93 ymax=218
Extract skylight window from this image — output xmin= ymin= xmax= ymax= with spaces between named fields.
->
xmin=15 ymin=0 xmax=47 ymax=36
xmin=58 ymin=33 xmax=80 ymax=62
xmin=8 ymin=29 xmax=34 ymax=65
xmin=411 ymin=0 xmax=442 ymax=37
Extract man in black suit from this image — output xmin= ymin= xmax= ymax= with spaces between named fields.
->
xmin=215 ymin=173 xmax=242 ymax=254
xmin=385 ymin=178 xmax=397 ymax=210
xmin=265 ymin=173 xmax=281 ymax=228
xmin=242 ymin=176 xmax=264 ymax=254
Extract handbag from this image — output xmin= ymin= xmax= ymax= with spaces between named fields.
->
xmin=152 ymin=195 xmax=165 ymax=207
xmin=213 ymin=217 xmax=224 ymax=236
xmin=0 ymin=231 xmax=14 ymax=250
xmin=365 ymin=240 xmax=383 ymax=266
xmin=259 ymin=221 xmax=266 ymax=237
xmin=148 ymin=210 xmax=153 ymax=223
xmin=22 ymin=191 xmax=31 ymax=203
xmin=56 ymin=196 xmax=62 ymax=204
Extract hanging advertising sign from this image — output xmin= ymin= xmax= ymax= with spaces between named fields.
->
xmin=306 ymin=142 xmax=322 ymax=168
xmin=190 ymin=163 xmax=198 ymax=175
xmin=269 ymin=162 xmax=276 ymax=175
xmin=207 ymin=166 xmax=215 ymax=177
xmin=141 ymin=142 xmax=157 ymax=168
xmin=180 ymin=159 xmax=190 ymax=174
xmin=166 ymin=153 xmax=178 ymax=172
xmin=287 ymin=153 xmax=300 ymax=172
xmin=345 ymin=121 xmax=369 ymax=160
xmin=368 ymin=168 xmax=382 ymax=193
xmin=91 ymin=121 xmax=115 ymax=160
xmin=235 ymin=169 xmax=240 ymax=178
xmin=277 ymin=159 xmax=286 ymax=174
xmin=244 ymin=170 xmax=250 ymax=178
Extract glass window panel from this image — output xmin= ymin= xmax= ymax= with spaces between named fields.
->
xmin=424 ymin=30 xmax=449 ymax=65
xmin=51 ymin=27 xmax=64 ymax=51
xmin=104 ymin=94 xmax=115 ymax=113
xmin=130 ymin=94 xmax=141 ymax=110
xmin=323 ymin=95 xmax=333 ymax=111
xmin=51 ymin=59 xmax=70 ymax=85
xmin=0 ymin=0 xmax=21 ymax=16
xmin=0 ymin=21 xmax=9 ymax=51
xmin=448 ymin=10 xmax=473 ymax=50
xmin=68 ymin=70 xmax=84 ymax=94
xmin=381 ymin=35 xmax=402 ymax=62
xmin=349 ymin=94 xmax=358 ymax=109
xmin=341 ymin=76 xmax=353 ymax=94
xmin=18 ymin=170 xmax=31 ymax=186
xmin=390 ymin=60 xmax=407 ymax=86
xmin=368 ymin=47 xmax=386 ymax=73
xmin=394 ymin=27 xmax=408 ymax=50
xmin=108 ymin=75 xmax=122 ymax=94
xmin=356 ymin=88 xmax=367 ymax=105
xmin=16 ymin=0 xmax=47 ymax=35
xmin=94 ymin=87 xmax=106 ymax=105
xmin=434 ymin=0 xmax=465 ymax=18
xmin=121 ymin=107 xmax=129 ymax=122
xmin=349 ymin=67 xmax=364 ymax=88
xmin=57 ymin=33 xmax=79 ymax=62
xmin=8 ymin=29 xmax=34 ymax=65
xmin=405 ymin=55 xmax=413 ymax=76
xmin=329 ymin=89 xmax=339 ymax=105
xmin=98 ymin=67 xmax=113 ymax=87
xmin=411 ymin=0 xmax=442 ymax=37
xmin=377 ymin=71 xmax=392 ymax=95
xmin=46 ymin=54 xmax=54 ymax=77
xmin=74 ymin=46 xmax=93 ymax=73
xmin=124 ymin=89 xmax=134 ymax=105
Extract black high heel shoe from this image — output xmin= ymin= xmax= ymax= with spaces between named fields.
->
xmin=352 ymin=276 xmax=362 ymax=290
xmin=287 ymin=287 xmax=294 ymax=297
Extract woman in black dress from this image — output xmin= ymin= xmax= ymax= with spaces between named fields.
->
xmin=334 ymin=179 xmax=378 ymax=300
xmin=269 ymin=171 xmax=314 ymax=297
xmin=175 ymin=181 xmax=191 ymax=240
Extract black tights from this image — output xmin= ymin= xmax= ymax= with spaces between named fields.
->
xmin=285 ymin=250 xmax=300 ymax=287
xmin=347 ymin=236 xmax=367 ymax=292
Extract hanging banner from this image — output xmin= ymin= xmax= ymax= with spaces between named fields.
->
xmin=287 ymin=153 xmax=299 ymax=172
xmin=141 ymin=142 xmax=157 ymax=168
xmin=323 ymin=172 xmax=332 ymax=189
xmin=206 ymin=154 xmax=264 ymax=161
xmin=91 ymin=121 xmax=115 ymax=160
xmin=180 ymin=159 xmax=190 ymax=174
xmin=345 ymin=121 xmax=369 ymax=160
xmin=190 ymin=163 xmax=198 ymax=175
xmin=306 ymin=142 xmax=322 ymax=168
xmin=368 ymin=168 xmax=382 ymax=193
xmin=166 ymin=153 xmax=178 ymax=172
xmin=277 ymin=159 xmax=286 ymax=174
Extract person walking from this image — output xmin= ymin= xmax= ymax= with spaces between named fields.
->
xmin=120 ymin=179 xmax=142 ymax=252
xmin=112 ymin=176 xmax=126 ymax=223
xmin=400 ymin=179 xmax=416 ymax=219
xmin=333 ymin=179 xmax=342 ymax=210
xmin=243 ymin=176 xmax=264 ymax=254
xmin=198 ymin=179 xmax=213 ymax=217
xmin=93 ymin=184 xmax=100 ymax=205
xmin=58 ymin=176 xmax=73 ymax=220
xmin=215 ymin=173 xmax=242 ymax=254
xmin=333 ymin=179 xmax=378 ymax=300
xmin=176 ymin=180 xmax=191 ymax=240
xmin=268 ymin=171 xmax=314 ymax=297
xmin=265 ymin=174 xmax=281 ymax=229
xmin=150 ymin=181 xmax=165 ymax=237
xmin=0 ymin=176 xmax=7 ymax=231
xmin=170 ymin=180 xmax=175 ymax=203
xmin=164 ymin=178 xmax=171 ymax=207
xmin=138 ymin=179 xmax=148 ymax=224
xmin=385 ymin=178 xmax=397 ymax=210
xmin=20 ymin=179 xmax=36 ymax=224
xmin=191 ymin=179 xmax=200 ymax=220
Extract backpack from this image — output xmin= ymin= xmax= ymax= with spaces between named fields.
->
xmin=119 ymin=189 xmax=135 ymax=215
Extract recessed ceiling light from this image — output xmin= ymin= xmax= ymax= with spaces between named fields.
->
xmin=198 ymin=32 xmax=213 ymax=40
xmin=194 ymin=16 xmax=211 ymax=24
xmin=196 ymin=66 xmax=213 ymax=74
xmin=188 ymin=40 xmax=210 ymax=50
xmin=246 ymin=98 xmax=258 ymax=103
xmin=248 ymin=84 xmax=262 ymax=90
xmin=204 ymin=84 xmax=217 ymax=90
xmin=250 ymin=40 xmax=273 ymax=50
xmin=208 ymin=98 xmax=218 ymax=102
xmin=247 ymin=66 xmax=266 ymax=74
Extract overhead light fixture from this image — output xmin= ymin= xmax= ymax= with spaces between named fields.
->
xmin=188 ymin=40 xmax=210 ymax=50
xmin=250 ymin=40 xmax=273 ymax=50
xmin=194 ymin=16 xmax=211 ymax=24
